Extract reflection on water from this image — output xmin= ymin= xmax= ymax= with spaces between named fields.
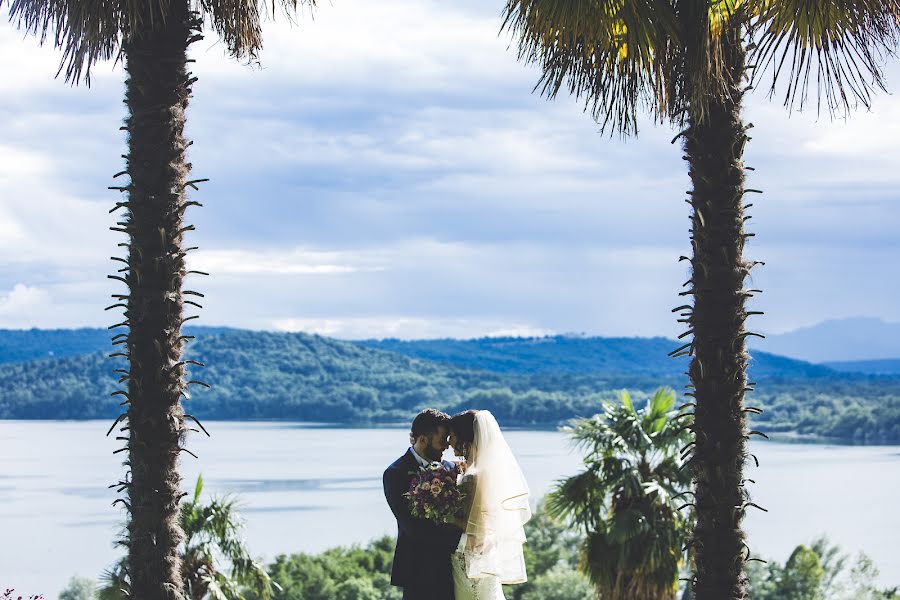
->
xmin=1 ymin=420 xmax=898 ymax=597
xmin=242 ymin=505 xmax=331 ymax=513
xmin=218 ymin=477 xmax=381 ymax=493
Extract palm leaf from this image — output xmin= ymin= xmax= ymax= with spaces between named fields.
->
xmin=194 ymin=473 xmax=204 ymax=503
xmin=607 ymin=508 xmax=648 ymax=543
xmin=502 ymin=0 xmax=678 ymax=135
xmin=747 ymin=0 xmax=900 ymax=114
xmin=582 ymin=530 xmax=621 ymax=591
xmin=8 ymin=0 xmax=316 ymax=84
xmin=547 ymin=467 xmax=605 ymax=527
xmin=648 ymin=386 xmax=675 ymax=417
xmin=644 ymin=386 xmax=675 ymax=434
xmin=620 ymin=389 xmax=635 ymax=414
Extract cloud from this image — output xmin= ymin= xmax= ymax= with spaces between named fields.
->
xmin=271 ymin=316 xmax=556 ymax=340
xmin=0 ymin=0 xmax=897 ymax=338
xmin=191 ymin=248 xmax=385 ymax=275
xmin=0 ymin=284 xmax=51 ymax=326
xmin=193 ymin=0 xmax=531 ymax=99
xmin=184 ymin=237 xmax=689 ymax=339
xmin=0 ymin=143 xmax=118 ymax=268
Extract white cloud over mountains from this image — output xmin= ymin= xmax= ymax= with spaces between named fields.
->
xmin=271 ymin=316 xmax=555 ymax=340
xmin=0 ymin=0 xmax=897 ymax=338
xmin=0 ymin=283 xmax=50 ymax=323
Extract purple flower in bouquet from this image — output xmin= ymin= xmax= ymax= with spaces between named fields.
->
xmin=404 ymin=462 xmax=466 ymax=525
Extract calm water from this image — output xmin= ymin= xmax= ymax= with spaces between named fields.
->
xmin=2 ymin=421 xmax=898 ymax=597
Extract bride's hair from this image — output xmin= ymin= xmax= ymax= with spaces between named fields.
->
xmin=450 ymin=409 xmax=478 ymax=445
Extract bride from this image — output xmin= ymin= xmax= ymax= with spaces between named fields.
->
xmin=448 ymin=410 xmax=532 ymax=600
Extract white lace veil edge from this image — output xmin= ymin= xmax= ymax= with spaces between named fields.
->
xmin=463 ymin=410 xmax=532 ymax=583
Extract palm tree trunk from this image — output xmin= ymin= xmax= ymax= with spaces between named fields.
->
xmin=121 ymin=0 xmax=196 ymax=596
xmin=681 ymin=19 xmax=756 ymax=600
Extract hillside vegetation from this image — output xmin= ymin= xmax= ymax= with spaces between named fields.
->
xmin=1 ymin=329 xmax=898 ymax=442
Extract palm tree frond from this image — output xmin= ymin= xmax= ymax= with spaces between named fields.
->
xmin=546 ymin=468 xmax=605 ymax=525
xmin=193 ymin=473 xmax=204 ymax=502
xmin=747 ymin=0 xmax=900 ymax=115
xmin=607 ymin=508 xmax=648 ymax=543
xmin=619 ymin=389 xmax=635 ymax=413
xmin=201 ymin=0 xmax=315 ymax=59
xmin=203 ymin=575 xmax=230 ymax=600
xmin=501 ymin=0 xmax=677 ymax=135
xmin=648 ymin=386 xmax=675 ymax=418
xmin=8 ymin=0 xmax=133 ymax=83
xmin=8 ymin=0 xmax=316 ymax=84
xmin=581 ymin=531 xmax=620 ymax=591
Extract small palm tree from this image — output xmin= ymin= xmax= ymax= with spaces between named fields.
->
xmin=8 ymin=0 xmax=313 ymax=597
xmin=547 ymin=388 xmax=693 ymax=600
xmin=100 ymin=475 xmax=277 ymax=600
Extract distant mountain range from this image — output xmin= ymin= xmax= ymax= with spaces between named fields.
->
xmin=757 ymin=317 xmax=900 ymax=364
xmin=823 ymin=359 xmax=900 ymax=376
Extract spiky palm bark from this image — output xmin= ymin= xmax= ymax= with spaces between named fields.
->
xmin=119 ymin=1 xmax=198 ymax=596
xmin=10 ymin=0 xmax=314 ymax=597
xmin=679 ymin=15 xmax=761 ymax=600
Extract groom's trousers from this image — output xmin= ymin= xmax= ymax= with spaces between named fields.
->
xmin=402 ymin=584 xmax=454 ymax=600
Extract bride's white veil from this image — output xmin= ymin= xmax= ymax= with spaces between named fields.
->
xmin=463 ymin=410 xmax=532 ymax=584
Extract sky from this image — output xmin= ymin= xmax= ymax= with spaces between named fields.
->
xmin=1 ymin=0 xmax=898 ymax=340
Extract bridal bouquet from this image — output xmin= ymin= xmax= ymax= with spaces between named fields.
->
xmin=405 ymin=462 xmax=466 ymax=524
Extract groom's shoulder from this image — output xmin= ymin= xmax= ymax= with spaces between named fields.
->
xmin=385 ymin=450 xmax=412 ymax=475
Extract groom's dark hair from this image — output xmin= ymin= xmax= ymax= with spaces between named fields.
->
xmin=411 ymin=408 xmax=450 ymax=439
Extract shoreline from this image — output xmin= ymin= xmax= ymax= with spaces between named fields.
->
xmin=2 ymin=418 xmax=897 ymax=447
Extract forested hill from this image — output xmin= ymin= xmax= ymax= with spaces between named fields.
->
xmin=0 ymin=326 xmax=237 ymax=365
xmin=0 ymin=327 xmax=838 ymax=377
xmin=1 ymin=328 xmax=899 ymax=442
xmin=0 ymin=330 xmax=631 ymax=422
xmin=358 ymin=336 xmax=836 ymax=378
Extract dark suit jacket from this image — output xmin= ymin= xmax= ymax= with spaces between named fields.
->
xmin=383 ymin=449 xmax=462 ymax=595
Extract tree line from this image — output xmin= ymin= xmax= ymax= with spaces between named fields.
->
xmin=2 ymin=331 xmax=899 ymax=443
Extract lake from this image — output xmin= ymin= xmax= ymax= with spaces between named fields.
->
xmin=1 ymin=420 xmax=898 ymax=597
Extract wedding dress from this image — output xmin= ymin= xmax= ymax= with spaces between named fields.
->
xmin=451 ymin=411 xmax=531 ymax=600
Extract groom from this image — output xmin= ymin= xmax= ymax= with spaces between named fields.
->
xmin=383 ymin=408 xmax=463 ymax=600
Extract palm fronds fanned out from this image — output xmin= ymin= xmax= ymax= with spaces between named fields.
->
xmin=550 ymin=388 xmax=692 ymax=600
xmin=747 ymin=0 xmax=900 ymax=114
xmin=504 ymin=0 xmax=899 ymax=128
xmin=501 ymin=0 xmax=678 ymax=135
xmin=7 ymin=0 xmax=316 ymax=84
xmin=9 ymin=0 xmax=132 ymax=83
